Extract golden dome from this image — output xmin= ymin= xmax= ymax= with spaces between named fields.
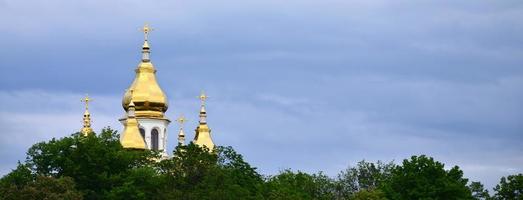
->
xmin=122 ymin=34 xmax=168 ymax=119
xmin=193 ymin=91 xmax=215 ymax=151
xmin=121 ymin=101 xmax=147 ymax=150
xmin=194 ymin=123 xmax=214 ymax=151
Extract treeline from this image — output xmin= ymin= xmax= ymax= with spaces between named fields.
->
xmin=0 ymin=128 xmax=521 ymax=200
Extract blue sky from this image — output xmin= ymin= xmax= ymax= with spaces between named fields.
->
xmin=0 ymin=0 xmax=522 ymax=190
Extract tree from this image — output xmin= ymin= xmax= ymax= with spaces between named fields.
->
xmin=157 ymin=143 xmax=264 ymax=199
xmin=263 ymin=169 xmax=335 ymax=200
xmin=0 ymin=163 xmax=33 ymax=189
xmin=352 ymin=189 xmax=387 ymax=200
xmin=335 ymin=160 xmax=394 ymax=199
xmin=469 ymin=181 xmax=490 ymax=200
xmin=493 ymin=173 xmax=523 ymax=200
xmin=380 ymin=155 xmax=473 ymax=200
xmin=215 ymin=146 xmax=265 ymax=198
xmin=312 ymin=172 xmax=337 ymax=199
xmin=0 ymin=163 xmax=83 ymax=200
xmin=24 ymin=128 xmax=159 ymax=200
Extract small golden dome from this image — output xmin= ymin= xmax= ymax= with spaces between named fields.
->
xmin=122 ymin=36 xmax=168 ymax=119
xmin=121 ymin=102 xmax=147 ymax=150
xmin=193 ymin=91 xmax=214 ymax=151
xmin=194 ymin=123 xmax=214 ymax=151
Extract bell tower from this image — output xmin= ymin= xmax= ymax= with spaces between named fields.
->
xmin=120 ymin=24 xmax=170 ymax=158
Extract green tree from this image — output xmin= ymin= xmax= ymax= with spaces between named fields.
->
xmin=214 ymin=146 xmax=264 ymax=198
xmin=352 ymin=189 xmax=387 ymax=200
xmin=469 ymin=181 xmax=490 ymax=200
xmin=105 ymin=167 xmax=164 ymax=200
xmin=0 ymin=163 xmax=83 ymax=200
xmin=0 ymin=163 xmax=34 ymax=189
xmin=335 ymin=160 xmax=394 ymax=199
xmin=24 ymin=128 xmax=159 ymax=200
xmin=493 ymin=173 xmax=523 ymax=200
xmin=380 ymin=155 xmax=472 ymax=200
xmin=157 ymin=143 xmax=264 ymax=199
xmin=263 ymin=169 xmax=335 ymax=200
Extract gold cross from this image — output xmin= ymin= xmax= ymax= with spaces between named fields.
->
xmin=142 ymin=23 xmax=154 ymax=41
xmin=176 ymin=115 xmax=187 ymax=128
xmin=81 ymin=94 xmax=93 ymax=110
xmin=198 ymin=91 xmax=209 ymax=105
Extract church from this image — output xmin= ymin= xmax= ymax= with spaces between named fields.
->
xmin=79 ymin=24 xmax=215 ymax=157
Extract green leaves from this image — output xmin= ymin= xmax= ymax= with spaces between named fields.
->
xmin=493 ymin=174 xmax=523 ymax=200
xmin=157 ymin=144 xmax=264 ymax=199
xmin=1 ymin=129 xmax=521 ymax=200
xmin=264 ymin=169 xmax=325 ymax=200
xmin=469 ymin=181 xmax=490 ymax=200
xmin=335 ymin=160 xmax=395 ymax=198
xmin=0 ymin=165 xmax=82 ymax=200
xmin=20 ymin=128 xmax=159 ymax=199
xmin=380 ymin=155 xmax=473 ymax=200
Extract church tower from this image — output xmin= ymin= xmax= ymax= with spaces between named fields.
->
xmin=120 ymin=24 xmax=170 ymax=157
xmin=80 ymin=94 xmax=94 ymax=136
xmin=193 ymin=91 xmax=215 ymax=151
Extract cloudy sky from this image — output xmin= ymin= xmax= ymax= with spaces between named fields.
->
xmin=1 ymin=0 xmax=522 ymax=190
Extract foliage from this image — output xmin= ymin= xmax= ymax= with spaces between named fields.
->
xmin=1 ymin=128 xmax=521 ymax=200
xmin=469 ymin=181 xmax=490 ymax=200
xmin=352 ymin=189 xmax=387 ymax=200
xmin=380 ymin=155 xmax=473 ymax=200
xmin=335 ymin=160 xmax=394 ymax=199
xmin=157 ymin=143 xmax=264 ymax=199
xmin=0 ymin=162 xmax=33 ymax=189
xmin=493 ymin=173 xmax=523 ymax=200
xmin=0 ymin=163 xmax=82 ymax=200
xmin=23 ymin=128 xmax=159 ymax=199
xmin=263 ymin=169 xmax=335 ymax=200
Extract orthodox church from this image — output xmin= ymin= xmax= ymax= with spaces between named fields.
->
xmin=79 ymin=24 xmax=215 ymax=157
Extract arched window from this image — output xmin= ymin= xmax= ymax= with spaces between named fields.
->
xmin=151 ymin=129 xmax=159 ymax=150
xmin=139 ymin=128 xmax=145 ymax=141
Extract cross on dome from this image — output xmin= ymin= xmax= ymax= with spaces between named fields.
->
xmin=198 ymin=91 xmax=209 ymax=105
xmin=142 ymin=23 xmax=154 ymax=41
xmin=81 ymin=94 xmax=93 ymax=110
xmin=176 ymin=115 xmax=187 ymax=128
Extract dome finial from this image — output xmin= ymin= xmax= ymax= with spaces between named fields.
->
xmin=81 ymin=94 xmax=93 ymax=110
xmin=198 ymin=91 xmax=209 ymax=124
xmin=176 ymin=115 xmax=187 ymax=145
xmin=198 ymin=90 xmax=209 ymax=106
xmin=141 ymin=23 xmax=153 ymax=62
xmin=80 ymin=94 xmax=94 ymax=136
xmin=142 ymin=23 xmax=153 ymax=41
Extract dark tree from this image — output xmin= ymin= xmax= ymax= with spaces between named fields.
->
xmin=24 ymin=128 xmax=159 ymax=200
xmin=0 ymin=163 xmax=82 ymax=200
xmin=263 ymin=169 xmax=335 ymax=200
xmin=380 ymin=155 xmax=473 ymax=200
xmin=469 ymin=181 xmax=490 ymax=200
xmin=157 ymin=143 xmax=264 ymax=199
xmin=351 ymin=189 xmax=387 ymax=200
xmin=335 ymin=160 xmax=394 ymax=199
xmin=493 ymin=173 xmax=523 ymax=200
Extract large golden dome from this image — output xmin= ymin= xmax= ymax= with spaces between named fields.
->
xmin=122 ymin=39 xmax=168 ymax=119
